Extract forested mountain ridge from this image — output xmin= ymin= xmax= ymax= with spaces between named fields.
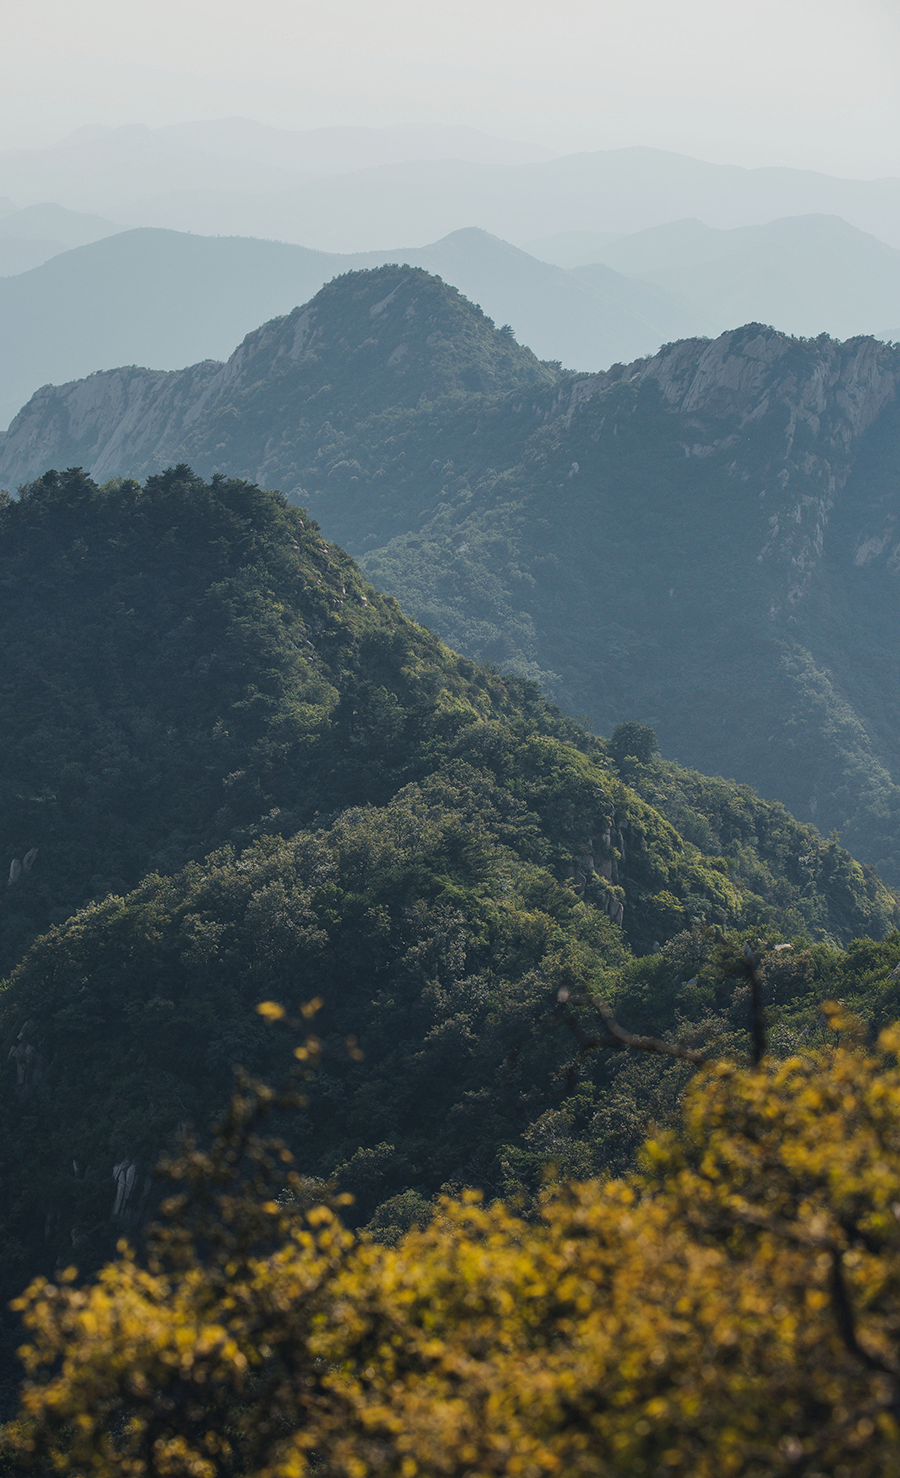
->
xmin=4 ymin=465 xmax=889 ymax=977
xmin=4 ymin=267 xmax=900 ymax=883
xmin=0 ymin=466 xmax=896 ymax=1379
xmin=0 ymin=261 xmax=557 ymax=481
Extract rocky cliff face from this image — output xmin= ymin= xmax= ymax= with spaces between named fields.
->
xmin=7 ymin=308 xmax=895 ymax=622
xmin=0 ymin=360 xmax=222 ymax=486
xmin=3 ymin=293 xmax=897 ymax=608
xmin=552 ymin=326 xmax=900 ymax=608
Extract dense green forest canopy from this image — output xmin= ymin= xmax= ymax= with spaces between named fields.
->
xmin=0 ymin=467 xmax=898 ymax=1411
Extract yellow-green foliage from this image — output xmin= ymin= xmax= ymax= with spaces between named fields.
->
xmin=9 ymin=1015 xmax=900 ymax=1476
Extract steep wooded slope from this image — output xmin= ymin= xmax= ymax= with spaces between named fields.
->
xmin=3 ymin=269 xmax=900 ymax=881
xmin=0 ymin=468 xmax=895 ymax=1381
xmin=4 ymin=465 xmax=887 ymax=974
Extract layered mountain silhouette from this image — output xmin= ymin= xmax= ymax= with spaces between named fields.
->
xmin=0 ymin=226 xmax=699 ymax=429
xmin=577 ymin=214 xmax=900 ymax=341
xmin=5 ymin=209 xmax=900 ymax=432
xmin=4 ymin=130 xmax=900 ymax=248
xmin=0 ymin=120 xmax=555 ymax=218
xmin=3 ymin=117 xmax=900 ymax=1434
xmin=4 ymin=265 xmax=900 ymax=885
xmin=0 ymin=202 xmax=123 ymax=277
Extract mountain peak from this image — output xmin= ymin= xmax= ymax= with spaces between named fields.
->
xmin=221 ymin=263 xmax=556 ymax=406
xmin=0 ymin=265 xmax=558 ymax=487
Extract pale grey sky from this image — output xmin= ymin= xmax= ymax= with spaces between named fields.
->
xmin=2 ymin=0 xmax=899 ymax=175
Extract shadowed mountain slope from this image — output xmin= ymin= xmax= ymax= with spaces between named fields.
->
xmin=4 ymin=269 xmax=900 ymax=884
xmin=0 ymin=464 xmax=894 ymax=1401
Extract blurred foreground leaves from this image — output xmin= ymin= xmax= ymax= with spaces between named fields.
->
xmin=9 ymin=1016 xmax=900 ymax=1477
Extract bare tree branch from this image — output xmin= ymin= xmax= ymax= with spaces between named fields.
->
xmin=554 ymin=987 xmax=709 ymax=1081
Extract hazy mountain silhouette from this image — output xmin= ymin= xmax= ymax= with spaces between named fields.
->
xmin=532 ymin=214 xmax=900 ymax=345
xmin=0 ymin=226 xmax=698 ymax=429
xmin=110 ymin=150 xmax=900 ymax=254
xmin=0 ymin=202 xmax=123 ymax=276
xmin=598 ymin=215 xmax=900 ymax=340
xmin=0 ymin=121 xmax=554 ymax=220
xmin=3 ymin=135 xmax=900 ymax=250
xmin=0 ymin=125 xmax=300 ymax=214
xmin=6 ymin=204 xmax=900 ymax=429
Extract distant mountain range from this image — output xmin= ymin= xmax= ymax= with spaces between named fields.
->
xmin=4 ymin=209 xmax=900 ymax=430
xmin=565 ymin=214 xmax=900 ymax=341
xmin=0 ymin=201 xmax=122 ymax=276
xmin=0 ymin=226 xmax=698 ymax=429
xmin=2 ymin=126 xmax=900 ymax=250
xmin=5 ymin=264 xmax=900 ymax=887
xmin=0 ymin=121 xmax=555 ymax=211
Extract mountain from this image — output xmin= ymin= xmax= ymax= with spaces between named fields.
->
xmin=0 ymin=230 xmax=342 ymax=429
xmin=0 ymin=262 xmax=557 ymax=489
xmin=0 ymin=202 xmax=124 ymax=277
xmin=540 ymin=214 xmax=900 ymax=343
xmin=0 ymin=121 xmax=555 ymax=215
xmin=624 ymin=215 xmax=900 ymax=340
xmin=526 ymin=229 xmax=624 ymax=267
xmin=2 ymin=206 xmax=899 ymax=436
xmin=0 ymin=463 xmax=894 ymax=1405
xmin=350 ymin=230 xmax=698 ymax=370
xmin=2 ymin=209 xmax=898 ymax=435
xmin=0 ymin=124 xmax=300 ymax=214
xmin=110 ymin=150 xmax=900 ymax=254
xmin=0 ymin=226 xmax=696 ymax=430
xmin=0 ymin=202 xmax=123 ymax=250
xmin=6 ymin=268 xmax=900 ymax=886
xmin=0 ymin=237 xmax=70 ymax=277
xmin=4 ymin=137 xmax=900 ymax=251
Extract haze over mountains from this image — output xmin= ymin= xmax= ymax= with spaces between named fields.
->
xmin=0 ymin=227 xmax=700 ymax=430
xmin=4 ymin=122 xmax=900 ymax=248
xmin=0 ymin=201 xmax=123 ymax=277
xmin=3 ymin=122 xmax=900 ymax=432
xmin=4 ymin=119 xmax=900 ymax=890
xmin=5 ymin=105 xmax=900 ymax=1437
xmin=4 ymin=209 xmax=900 ymax=432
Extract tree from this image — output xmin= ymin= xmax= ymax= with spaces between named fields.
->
xmin=610 ymin=720 xmax=659 ymax=768
xmin=7 ymin=1002 xmax=900 ymax=1477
